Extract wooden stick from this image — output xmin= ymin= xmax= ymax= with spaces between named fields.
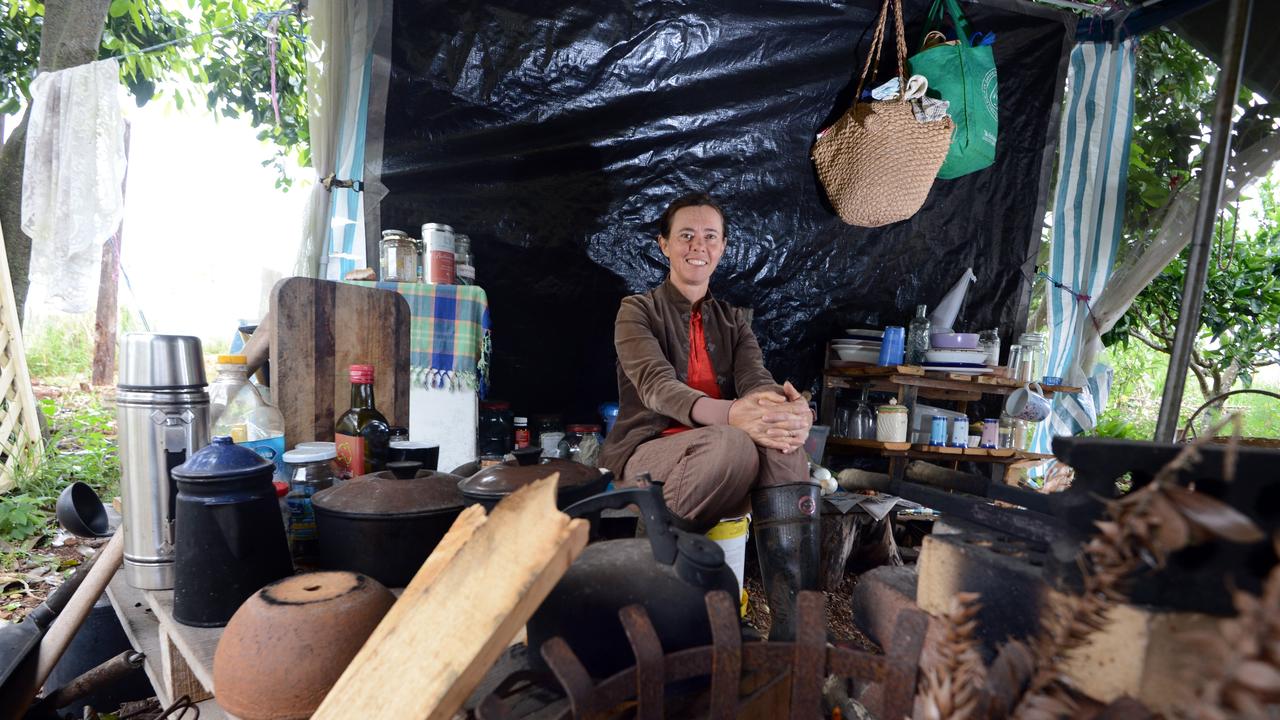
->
xmin=34 ymin=532 xmax=124 ymax=688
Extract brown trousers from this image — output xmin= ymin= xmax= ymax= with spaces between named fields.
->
xmin=622 ymin=425 xmax=810 ymax=532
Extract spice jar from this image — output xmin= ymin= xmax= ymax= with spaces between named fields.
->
xmin=875 ymin=398 xmax=909 ymax=443
xmin=532 ymin=414 xmax=563 ymax=448
xmin=379 ymin=230 xmax=420 ymax=283
xmin=514 ymin=417 xmax=530 ymax=449
xmin=1017 ymin=333 xmax=1047 ymax=384
xmin=283 ymin=447 xmax=338 ymax=562
xmin=454 ymin=234 xmax=476 ymax=285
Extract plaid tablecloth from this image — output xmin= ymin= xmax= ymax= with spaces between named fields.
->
xmin=347 ymin=281 xmax=490 ymax=394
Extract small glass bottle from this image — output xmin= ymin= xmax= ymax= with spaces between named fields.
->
xmin=905 ymin=304 xmax=931 ymax=366
xmin=978 ymin=329 xmax=1001 ymax=367
xmin=514 ymin=417 xmax=530 ymax=449
xmin=454 ymin=234 xmax=476 ymax=285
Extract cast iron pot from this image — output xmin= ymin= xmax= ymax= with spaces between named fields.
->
xmin=310 ymin=462 xmax=465 ymax=588
xmin=526 ymin=482 xmax=739 ymax=678
xmin=455 ymin=447 xmax=611 ymax=511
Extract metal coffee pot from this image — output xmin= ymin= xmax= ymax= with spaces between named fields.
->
xmin=117 ymin=333 xmax=210 ymax=590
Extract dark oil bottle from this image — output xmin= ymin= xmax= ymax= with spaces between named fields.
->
xmin=334 ymin=364 xmax=390 ymax=477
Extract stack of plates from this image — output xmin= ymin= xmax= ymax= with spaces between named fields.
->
xmin=834 ymin=330 xmax=881 ymax=363
xmin=925 ymin=348 xmax=988 ymax=365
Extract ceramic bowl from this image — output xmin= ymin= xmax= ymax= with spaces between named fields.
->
xmin=213 ymin=571 xmax=395 ymax=719
xmin=930 ymin=332 xmax=979 ymax=349
xmin=834 ymin=346 xmax=880 ymax=364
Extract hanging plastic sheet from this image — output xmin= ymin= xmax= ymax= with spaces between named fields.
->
xmin=369 ymin=0 xmax=1075 ymax=419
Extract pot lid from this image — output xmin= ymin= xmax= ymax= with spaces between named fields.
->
xmin=173 ymin=436 xmax=273 ymax=481
xmin=311 ymin=469 xmax=465 ymax=517
xmin=458 ymin=451 xmax=604 ymax=498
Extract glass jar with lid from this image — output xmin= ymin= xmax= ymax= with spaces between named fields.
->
xmin=1017 ymin=332 xmax=1048 ymax=383
xmin=559 ymin=424 xmax=604 ymax=467
xmin=282 ymin=446 xmax=338 ymax=562
xmin=477 ymin=401 xmax=514 ymax=456
xmin=380 ymin=229 xmax=421 ymax=283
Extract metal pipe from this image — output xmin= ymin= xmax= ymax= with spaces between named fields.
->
xmin=1154 ymin=0 xmax=1254 ymax=442
xmin=25 ymin=651 xmax=145 ymax=718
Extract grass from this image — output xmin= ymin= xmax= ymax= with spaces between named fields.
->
xmin=1091 ymin=342 xmax=1280 ymax=440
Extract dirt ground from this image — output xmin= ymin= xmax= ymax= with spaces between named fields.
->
xmin=1 ymin=536 xmax=106 ymax=623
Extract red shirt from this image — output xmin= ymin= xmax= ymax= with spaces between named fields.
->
xmin=662 ymin=309 xmax=721 ymax=436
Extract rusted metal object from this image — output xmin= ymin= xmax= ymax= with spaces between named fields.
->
xmin=479 ymin=590 xmax=927 ymax=719
xmin=26 ymin=651 xmax=144 ymax=719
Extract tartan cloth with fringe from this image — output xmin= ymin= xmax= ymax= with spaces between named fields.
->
xmin=348 ymin=281 xmax=490 ymax=395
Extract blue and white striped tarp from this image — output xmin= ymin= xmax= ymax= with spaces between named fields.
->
xmin=1033 ymin=37 xmax=1136 ymax=456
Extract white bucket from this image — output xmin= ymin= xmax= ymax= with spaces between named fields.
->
xmin=707 ymin=516 xmax=750 ymax=608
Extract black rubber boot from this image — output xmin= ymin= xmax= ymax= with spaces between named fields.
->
xmin=751 ymin=482 xmax=821 ymax=642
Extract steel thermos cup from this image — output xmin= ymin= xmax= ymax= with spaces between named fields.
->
xmin=117 ymin=334 xmax=211 ymax=590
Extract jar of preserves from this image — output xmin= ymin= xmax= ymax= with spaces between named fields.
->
xmin=559 ymin=424 xmax=603 ymax=466
xmin=379 ymin=229 xmax=420 ymax=282
xmin=478 ymin=400 xmax=514 ymax=456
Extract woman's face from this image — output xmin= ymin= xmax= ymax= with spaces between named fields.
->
xmin=659 ymin=205 xmax=725 ymax=288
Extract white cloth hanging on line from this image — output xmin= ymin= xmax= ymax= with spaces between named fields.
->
xmin=21 ymin=59 xmax=127 ymax=313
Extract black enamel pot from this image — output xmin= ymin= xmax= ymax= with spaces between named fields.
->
xmin=311 ymin=462 xmax=465 ymax=588
xmin=455 ymin=447 xmax=612 ymax=511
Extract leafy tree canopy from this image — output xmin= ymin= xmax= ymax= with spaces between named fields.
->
xmin=0 ymin=0 xmax=308 ymax=186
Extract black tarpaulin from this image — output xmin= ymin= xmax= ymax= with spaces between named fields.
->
xmin=370 ymin=0 xmax=1075 ymax=420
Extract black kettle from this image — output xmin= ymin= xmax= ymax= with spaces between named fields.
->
xmin=526 ymin=481 xmax=739 ymax=678
xmin=172 ymin=436 xmax=293 ymax=627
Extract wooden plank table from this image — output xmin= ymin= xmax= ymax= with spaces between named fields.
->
xmin=105 ymin=571 xmax=228 ymax=718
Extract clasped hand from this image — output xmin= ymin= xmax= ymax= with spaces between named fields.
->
xmin=727 ymin=381 xmax=812 ymax=453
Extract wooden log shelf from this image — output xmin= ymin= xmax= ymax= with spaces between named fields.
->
xmin=825 ymin=437 xmax=1054 ymax=464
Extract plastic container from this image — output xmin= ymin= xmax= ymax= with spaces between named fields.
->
xmin=706 ymin=516 xmax=749 ymax=596
xmin=208 ymin=355 xmax=286 ymax=481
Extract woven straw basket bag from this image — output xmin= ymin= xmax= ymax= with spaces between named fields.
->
xmin=812 ymin=0 xmax=954 ymax=228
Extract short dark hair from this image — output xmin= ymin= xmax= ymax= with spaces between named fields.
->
xmin=658 ymin=192 xmax=727 ymax=238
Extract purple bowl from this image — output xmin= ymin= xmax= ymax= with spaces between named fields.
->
xmin=930 ymin=332 xmax=980 ymax=349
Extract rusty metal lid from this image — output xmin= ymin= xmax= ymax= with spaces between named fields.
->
xmin=311 ymin=469 xmax=464 ymax=518
xmin=457 ymin=448 xmax=604 ymax=499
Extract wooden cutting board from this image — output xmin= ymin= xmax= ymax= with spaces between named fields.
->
xmin=269 ymin=277 xmax=411 ymax=448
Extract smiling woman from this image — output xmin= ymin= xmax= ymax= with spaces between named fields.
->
xmin=600 ymin=191 xmax=821 ymax=642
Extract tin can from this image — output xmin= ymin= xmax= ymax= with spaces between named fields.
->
xmin=950 ymin=417 xmax=969 ymax=447
xmin=929 ymin=415 xmax=947 ymax=446
xmin=421 ymin=223 xmax=457 ymax=284
xmin=980 ymin=418 xmax=1000 ymax=449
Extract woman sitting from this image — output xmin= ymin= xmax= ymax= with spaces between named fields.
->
xmin=600 ymin=192 xmax=819 ymax=641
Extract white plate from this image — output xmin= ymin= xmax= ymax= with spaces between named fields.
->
xmin=925 ymin=348 xmax=988 ymax=365
xmin=845 ymin=328 xmax=884 ymax=337
xmin=834 ymin=346 xmax=881 ymax=363
xmin=832 ymin=339 xmax=881 ymax=347
xmin=923 ymin=364 xmax=993 ymax=375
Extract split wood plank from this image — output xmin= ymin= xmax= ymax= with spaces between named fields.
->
xmin=269 ymin=277 xmax=411 ymax=449
xmin=159 ymin=627 xmax=213 ymax=703
xmin=825 ymin=364 xmax=925 ymax=377
xmin=314 ymin=475 xmax=589 ymax=720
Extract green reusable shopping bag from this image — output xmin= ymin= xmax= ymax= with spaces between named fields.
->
xmin=907 ymin=0 xmax=998 ymax=179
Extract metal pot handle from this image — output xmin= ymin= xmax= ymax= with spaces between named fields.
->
xmin=561 ymin=476 xmax=679 ymax=566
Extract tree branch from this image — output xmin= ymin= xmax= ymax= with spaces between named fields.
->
xmin=1078 ymin=125 xmax=1280 ymax=374
xmin=1129 ymin=330 xmax=1171 ymax=353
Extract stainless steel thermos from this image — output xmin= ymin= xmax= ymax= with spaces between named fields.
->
xmin=117 ymin=333 xmax=210 ymax=590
